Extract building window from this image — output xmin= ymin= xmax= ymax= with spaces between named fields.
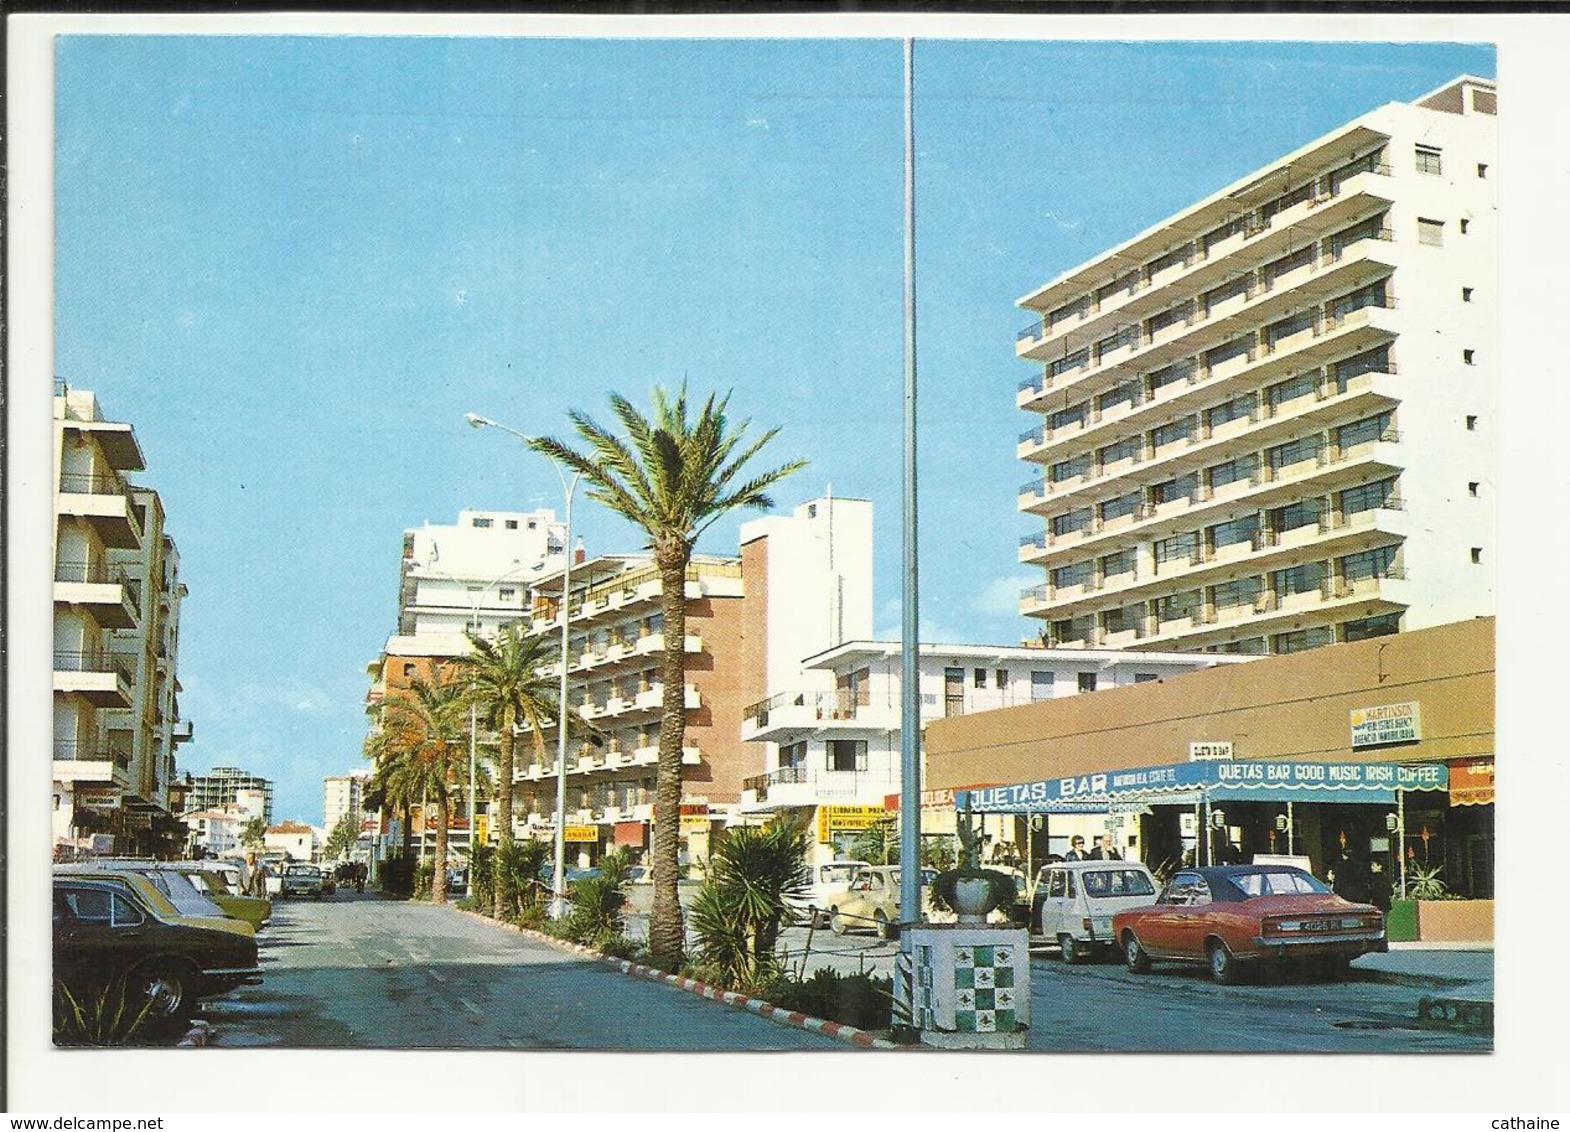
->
xmin=1462 ymin=287 xmax=1474 ymax=302
xmin=1344 ymin=613 xmax=1401 ymax=642
xmin=1077 ymin=672 xmax=1097 ymax=693
xmin=1206 ymin=454 xmax=1257 ymax=492
xmin=996 ymin=670 xmax=1009 ymax=691
xmin=973 ymin=668 xmax=987 ymax=689
xmin=1471 ymin=547 xmax=1483 ymax=564
xmin=1477 ymin=162 xmax=1488 ymax=178
xmin=1468 ymin=482 xmax=1480 ymax=497
xmin=1102 ymin=605 xmax=1141 ymax=636
xmin=1266 ymin=370 xmax=1318 ymax=413
xmin=1099 ymin=489 xmax=1143 ymax=523
xmin=1273 ymin=561 xmax=1325 ymax=598
xmin=1097 ymin=380 xmax=1141 ymax=415
xmin=1205 ymin=392 xmax=1257 ymax=431
xmin=527 ymin=521 xmax=537 ymax=530
xmin=1049 ymin=454 xmax=1094 ymax=484
xmin=1417 ymin=218 xmax=1444 ymax=246
xmin=1150 ymin=416 xmax=1197 ymax=450
xmin=403 ymin=663 xmax=416 ymax=678
xmin=1272 ymin=498 xmax=1324 ymax=534
xmin=1463 ymin=349 xmax=1476 ymax=365
xmin=1052 ymin=560 xmax=1095 ymax=590
xmin=1212 ymin=575 xmax=1262 ymax=611
xmin=1274 ymin=626 xmax=1334 ymax=654
xmin=1098 ymin=435 xmax=1142 ymax=468
xmin=1335 ymin=411 xmax=1393 ymax=451
xmin=1151 ymin=474 xmax=1197 ymax=507
xmin=1459 ymin=218 xmax=1470 ymax=235
xmin=1267 ymin=435 xmax=1324 ymax=473
xmin=1209 ymin=514 xmax=1259 ymax=550
xmin=505 ymin=520 xmax=518 ymax=530
xmin=1030 ymin=671 xmax=1054 ymax=701
xmin=827 ymin=740 xmax=867 ymax=773
xmin=1340 ymin=544 xmax=1398 ymax=584
xmin=1156 ymin=589 xmax=1202 ymax=624
xmin=1153 ymin=531 xmax=1199 ymax=568
xmin=1217 ymin=637 xmax=1267 ymax=655
xmin=1100 ymin=548 xmax=1136 ymax=579
xmin=1339 ymin=477 xmax=1398 ymax=517
xmin=1049 ymin=401 xmax=1090 ymax=432
xmin=472 ymin=517 xmax=493 ymax=528
xmin=1051 ymin=507 xmax=1094 ymax=538
xmin=1415 ymin=145 xmax=1442 ymax=175
xmin=498 ymin=588 xmax=516 ymax=601
xmin=1466 ymin=415 xmax=1478 ymax=431
xmin=1134 ymin=673 xmax=1159 ymax=684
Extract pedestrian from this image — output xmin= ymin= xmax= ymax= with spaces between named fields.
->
xmin=1367 ymin=858 xmax=1392 ymax=912
xmin=1332 ymin=850 xmax=1373 ymax=905
xmin=249 ymin=856 xmax=270 ymax=898
xmin=1090 ymin=835 xmax=1122 ymax=861
xmin=1222 ymin=842 xmax=1245 ymax=865
xmin=1064 ymin=835 xmax=1087 ymax=861
xmin=354 ymin=862 xmax=365 ymax=894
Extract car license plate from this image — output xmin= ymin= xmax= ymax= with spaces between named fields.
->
xmin=1300 ymin=919 xmax=1335 ymax=932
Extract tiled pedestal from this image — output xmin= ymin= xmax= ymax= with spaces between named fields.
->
xmin=903 ymin=924 xmax=1029 ymax=1049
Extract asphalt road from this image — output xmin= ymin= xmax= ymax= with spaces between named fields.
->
xmin=202 ymin=892 xmax=845 ymax=1050
xmin=207 ymin=894 xmax=1485 ymax=1053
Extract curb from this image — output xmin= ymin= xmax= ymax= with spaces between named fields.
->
xmin=454 ymin=907 xmax=900 ymax=1050
xmin=176 ymin=1019 xmax=214 ymax=1048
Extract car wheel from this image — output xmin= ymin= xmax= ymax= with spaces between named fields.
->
xmin=1208 ymin=940 xmax=1241 ymax=985
xmin=128 ymin=960 xmax=196 ymax=1027
xmin=1059 ymin=934 xmax=1082 ymax=964
xmin=830 ymin=909 xmax=848 ymax=936
xmin=1122 ymin=932 xmax=1151 ymax=974
xmin=874 ymin=910 xmax=891 ymax=940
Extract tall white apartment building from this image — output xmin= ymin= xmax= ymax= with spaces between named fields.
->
xmin=1013 ymin=76 xmax=1495 ymax=656
xmin=323 ymin=769 xmax=370 ymax=831
xmin=53 ymin=382 xmax=193 ymax=855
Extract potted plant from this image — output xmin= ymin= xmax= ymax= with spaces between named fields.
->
xmin=930 ymin=804 xmax=1017 ymax=923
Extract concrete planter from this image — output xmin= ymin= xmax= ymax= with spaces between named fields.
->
xmin=1416 ymin=899 xmax=1493 ymax=943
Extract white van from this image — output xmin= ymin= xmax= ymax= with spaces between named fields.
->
xmin=1031 ymin=860 xmax=1159 ymax=963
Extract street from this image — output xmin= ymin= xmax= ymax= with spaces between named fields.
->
xmin=203 ymin=892 xmax=844 ymax=1050
xmin=207 ymin=893 xmax=1488 ymax=1052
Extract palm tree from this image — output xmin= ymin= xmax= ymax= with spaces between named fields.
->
xmin=530 ymin=385 xmax=806 ymax=970
xmin=451 ymin=624 xmax=561 ymax=917
xmin=375 ymin=676 xmax=469 ymax=904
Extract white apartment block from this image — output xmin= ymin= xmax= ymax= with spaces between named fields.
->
xmin=323 ymin=770 xmax=370 ymax=831
xmin=53 ymin=382 xmax=192 ymax=854
xmin=740 ymin=641 xmax=1252 ymax=858
xmin=1013 ymin=76 xmax=1496 ymax=656
xmin=397 ymin=507 xmax=569 ymax=644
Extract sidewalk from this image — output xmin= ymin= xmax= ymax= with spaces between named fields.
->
xmin=1352 ymin=942 xmax=1493 ymax=1001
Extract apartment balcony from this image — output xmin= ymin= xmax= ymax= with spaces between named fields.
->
xmin=741 ymin=690 xmax=903 ymax=743
xmin=1021 ymin=502 xmax=1410 ymax=625
xmin=1136 ymin=570 xmax=1411 ymax=652
xmin=1016 ymin=161 xmax=1394 ymax=360
xmin=53 ymin=560 xmax=141 ymax=630
xmin=626 ymin=745 xmax=702 ymax=769
xmin=170 ymin=719 xmax=194 ymax=745
xmin=56 ymin=472 xmax=144 ymax=550
xmin=53 ymin=650 xmax=134 ymax=707
xmin=52 ymin=739 xmax=133 ymax=787
xmin=739 ymin=764 xmax=899 ymax=810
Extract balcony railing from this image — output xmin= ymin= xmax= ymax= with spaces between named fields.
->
xmin=55 ymin=650 xmax=134 ymax=679
xmin=53 ymin=739 xmax=132 ymax=768
xmin=744 ymin=689 xmax=869 ymax=729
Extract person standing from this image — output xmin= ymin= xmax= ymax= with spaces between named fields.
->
xmin=1090 ymin=835 xmax=1122 ymax=861
xmin=1064 ymin=836 xmax=1088 ymax=861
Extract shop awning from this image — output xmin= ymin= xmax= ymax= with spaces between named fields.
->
xmin=955 ymin=758 xmax=1449 ymax=814
xmin=1448 ymin=758 xmax=1494 ymax=805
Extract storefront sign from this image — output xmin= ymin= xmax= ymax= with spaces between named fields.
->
xmin=956 ymin=758 xmax=1449 ymax=813
xmin=817 ymin=805 xmax=890 ymax=842
xmin=564 ymin=824 xmax=598 ymax=843
xmin=1350 ymin=701 xmax=1422 ymax=748
xmin=614 ymin=820 xmax=646 ymax=847
xmin=679 ymin=814 xmax=711 ymax=835
xmin=882 ymin=788 xmax=957 ymax=811
xmin=1188 ymin=741 xmax=1233 ymax=761
xmin=74 ymin=787 xmax=121 ymax=811
xmin=1448 ymin=758 xmax=1495 ymax=806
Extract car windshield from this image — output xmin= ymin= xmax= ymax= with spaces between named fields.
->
xmin=1081 ymin=868 xmax=1156 ymax=898
xmin=818 ymin=864 xmax=862 ymax=886
xmin=1224 ymin=869 xmax=1330 ymax=898
xmin=286 ymin=865 xmax=317 ymax=876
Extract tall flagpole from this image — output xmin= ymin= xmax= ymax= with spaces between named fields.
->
xmin=898 ymin=36 xmax=922 ymax=929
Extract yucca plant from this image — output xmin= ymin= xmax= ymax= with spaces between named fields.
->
xmin=1406 ymin=862 xmax=1448 ymax=900
xmin=54 ymin=979 xmax=155 ymax=1047
xmin=496 ymin=839 xmax=550 ymax=921
xmin=688 ymin=819 xmax=809 ymax=991
xmin=563 ymin=848 xmax=634 ymax=947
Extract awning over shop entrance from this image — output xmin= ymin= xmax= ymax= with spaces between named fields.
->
xmin=954 ymin=759 xmax=1449 ymax=814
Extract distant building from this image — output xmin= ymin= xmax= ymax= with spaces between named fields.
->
xmin=1013 ymin=76 xmax=1496 ymax=656
xmin=323 ymin=770 xmax=371 ymax=832
xmin=184 ymin=809 xmax=242 ymax=858
xmin=53 ymin=382 xmax=192 ymax=856
xmin=264 ymin=821 xmax=315 ymax=862
xmin=183 ymin=767 xmax=274 ymax=826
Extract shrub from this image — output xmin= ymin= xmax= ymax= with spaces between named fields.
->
xmin=379 ymin=853 xmax=415 ymax=897
xmin=688 ymin=819 xmax=808 ymax=991
xmin=562 ymin=849 xmax=633 ymax=948
xmin=496 ymin=840 xmax=550 ymax=918
xmin=412 ymin=861 xmax=434 ymax=900
xmin=54 ymin=979 xmax=155 ymax=1047
xmin=467 ymin=844 xmax=496 ymax=911
xmin=767 ymin=969 xmax=893 ymax=1032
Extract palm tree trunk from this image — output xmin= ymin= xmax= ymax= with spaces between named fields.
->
xmin=433 ymin=795 xmax=450 ymax=904
xmin=493 ymin=725 xmax=515 ymax=919
xmin=648 ymin=544 xmax=689 ymax=970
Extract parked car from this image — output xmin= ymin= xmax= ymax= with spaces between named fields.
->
xmin=279 ymin=864 xmax=326 ymax=898
xmin=175 ymin=868 xmax=272 ymax=929
xmin=1032 ymin=860 xmax=1159 ymax=963
xmin=53 ymin=874 xmax=262 ymax=1030
xmin=1112 ymin=864 xmax=1386 ymax=984
xmin=826 ymin=866 xmax=938 ymax=939
xmin=790 ymin=859 xmax=871 ymax=929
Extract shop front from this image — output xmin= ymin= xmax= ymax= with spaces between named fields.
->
xmin=956 ymin=758 xmax=1449 ymax=894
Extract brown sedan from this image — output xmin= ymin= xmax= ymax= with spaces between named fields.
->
xmin=1113 ymin=865 xmax=1386 ymax=984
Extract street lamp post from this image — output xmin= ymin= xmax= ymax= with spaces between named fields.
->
xmin=466 ymin=412 xmax=581 ymax=919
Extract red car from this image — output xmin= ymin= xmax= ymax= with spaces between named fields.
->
xmin=1112 ymin=864 xmax=1386 ymax=984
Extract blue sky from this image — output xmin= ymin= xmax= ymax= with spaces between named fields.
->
xmin=52 ymin=36 xmax=1495 ymax=824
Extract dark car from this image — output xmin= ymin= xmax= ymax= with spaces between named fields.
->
xmin=53 ymin=875 xmax=263 ymax=1030
xmin=1112 ymin=864 xmax=1386 ymax=984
